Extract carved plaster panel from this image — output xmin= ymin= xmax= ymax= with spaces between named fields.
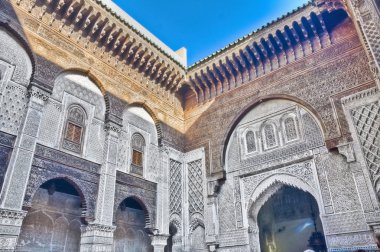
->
xmin=24 ymin=144 xmax=100 ymax=222
xmin=114 ymin=171 xmax=157 ymax=229
xmin=342 ymin=87 xmax=380 ymax=206
xmin=242 ymin=160 xmax=317 ymax=205
xmin=0 ymin=27 xmax=33 ymax=86
xmin=227 ymin=100 xmax=324 ymax=174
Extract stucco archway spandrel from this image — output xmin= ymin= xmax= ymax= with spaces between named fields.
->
xmin=221 ymin=94 xmax=327 ymax=172
xmin=246 ymin=173 xmax=322 ymax=221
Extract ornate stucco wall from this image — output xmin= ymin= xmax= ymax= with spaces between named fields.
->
xmin=0 ymin=0 xmax=379 ymax=251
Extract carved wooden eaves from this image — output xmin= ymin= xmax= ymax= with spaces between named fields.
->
xmin=185 ymin=4 xmax=347 ymax=103
xmin=18 ymin=0 xmax=186 ymax=93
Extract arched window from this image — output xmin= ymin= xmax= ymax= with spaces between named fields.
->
xmin=246 ymin=130 xmax=257 ymax=153
xmin=263 ymin=123 xmax=277 ymax=150
xmin=284 ymin=116 xmax=298 ymax=142
xmin=131 ymin=133 xmax=145 ymax=176
xmin=62 ymin=105 xmax=86 ymax=153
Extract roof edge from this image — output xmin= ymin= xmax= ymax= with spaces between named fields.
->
xmin=96 ymin=0 xmax=187 ymax=68
xmin=188 ymin=1 xmax=313 ymax=70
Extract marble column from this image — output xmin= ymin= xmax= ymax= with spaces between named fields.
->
xmin=80 ymin=121 xmax=120 ymax=252
xmin=0 ymin=84 xmax=49 ymax=250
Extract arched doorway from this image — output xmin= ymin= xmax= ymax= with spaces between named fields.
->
xmin=256 ymin=186 xmax=326 ymax=252
xmin=16 ymin=178 xmax=84 ymax=251
xmin=114 ymin=197 xmax=152 ymax=252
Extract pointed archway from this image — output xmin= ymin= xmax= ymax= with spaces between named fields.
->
xmin=249 ymin=185 xmax=326 ymax=252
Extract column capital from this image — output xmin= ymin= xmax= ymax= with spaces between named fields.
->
xmin=0 ymin=208 xmax=27 ymax=251
xmin=150 ymin=233 xmax=169 ymax=246
xmin=27 ymin=84 xmax=50 ymax=103
xmin=337 ymin=142 xmax=356 ymax=163
xmin=104 ymin=92 xmax=125 ymax=128
xmin=104 ymin=121 xmax=122 ymax=136
xmin=369 ymin=60 xmax=380 ymax=81
xmin=370 ymin=223 xmax=380 ymax=249
xmin=207 ymin=243 xmax=219 ymax=252
xmin=81 ymin=223 xmax=116 ymax=233
xmin=207 ymin=179 xmax=224 ymax=197
xmin=0 ymin=208 xmax=27 ymax=225
xmin=80 ymin=223 xmax=116 ymax=252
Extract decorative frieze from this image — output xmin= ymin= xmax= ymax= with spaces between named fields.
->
xmin=325 ymin=231 xmax=375 ymax=248
xmin=322 ymin=211 xmax=370 ymax=235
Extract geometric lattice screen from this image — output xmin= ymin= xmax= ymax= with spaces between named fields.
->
xmin=351 ymin=101 xmax=380 ymax=190
xmin=188 ymin=159 xmax=204 ymax=215
xmin=169 ymin=159 xmax=182 ymax=215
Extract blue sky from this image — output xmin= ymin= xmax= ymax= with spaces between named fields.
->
xmin=113 ymin=0 xmax=309 ymax=65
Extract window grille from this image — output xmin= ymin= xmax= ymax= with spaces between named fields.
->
xmin=246 ymin=130 xmax=257 ymax=153
xmin=130 ymin=133 xmax=145 ymax=176
xmin=62 ymin=105 xmax=86 ymax=153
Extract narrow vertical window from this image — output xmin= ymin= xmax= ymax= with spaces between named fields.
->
xmin=263 ymin=123 xmax=277 ymax=149
xmin=130 ymin=133 xmax=145 ymax=176
xmin=62 ymin=105 xmax=86 ymax=153
xmin=284 ymin=117 xmax=298 ymax=142
xmin=246 ymin=130 xmax=256 ymax=153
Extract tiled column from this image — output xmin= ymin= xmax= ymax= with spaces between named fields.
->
xmin=0 ymin=84 xmax=49 ymax=250
xmin=80 ymin=121 xmax=120 ymax=252
xmin=157 ymin=146 xmax=170 ymax=233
